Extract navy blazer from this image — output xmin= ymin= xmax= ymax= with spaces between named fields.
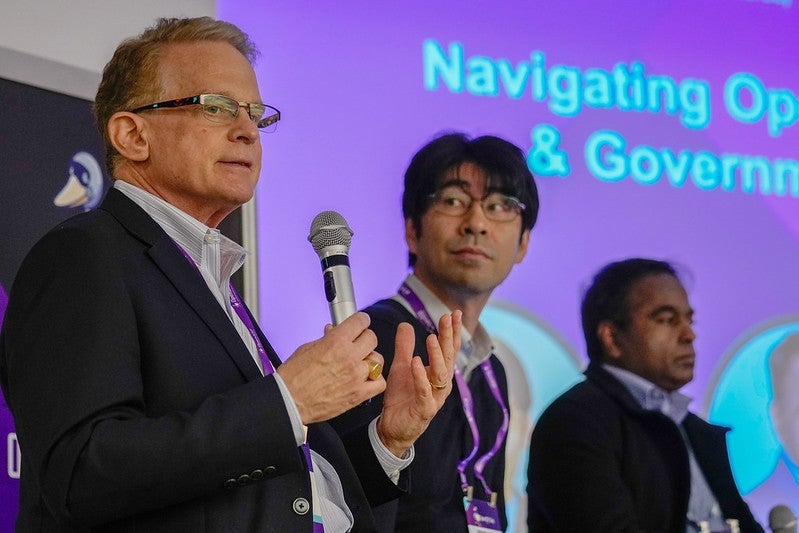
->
xmin=527 ymin=362 xmax=763 ymax=533
xmin=0 ymin=188 xmax=400 ymax=532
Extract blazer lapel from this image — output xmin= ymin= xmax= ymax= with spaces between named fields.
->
xmin=99 ymin=188 xmax=264 ymax=381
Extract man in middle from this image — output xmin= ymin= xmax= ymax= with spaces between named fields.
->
xmin=332 ymin=132 xmax=539 ymax=531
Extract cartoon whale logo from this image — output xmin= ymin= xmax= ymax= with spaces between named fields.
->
xmin=53 ymin=151 xmax=104 ymax=211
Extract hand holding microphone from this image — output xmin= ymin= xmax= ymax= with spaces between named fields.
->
xmin=275 ymin=212 xmax=386 ymax=423
xmin=300 ymin=210 xmax=461 ymax=458
xmin=308 ymin=210 xmax=382 ymax=382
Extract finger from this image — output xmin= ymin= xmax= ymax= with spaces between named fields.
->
xmin=391 ymin=322 xmax=416 ymax=373
xmin=325 ymin=313 xmax=376 ymax=365
xmin=428 ymin=313 xmax=457 ymax=383
xmin=436 ymin=312 xmax=454 ymax=367
xmin=425 ymin=333 xmax=451 ymax=390
xmin=437 ymin=311 xmax=461 ymax=365
xmin=447 ymin=312 xmax=461 ymax=374
xmin=450 ymin=309 xmax=463 ymax=356
xmin=412 ymin=356 xmax=435 ymax=405
xmin=351 ymin=377 xmax=386 ymax=409
xmin=351 ymin=327 xmax=378 ymax=359
xmin=332 ymin=312 xmax=372 ymax=341
xmin=365 ymin=376 xmax=387 ymax=398
xmin=364 ymin=352 xmax=385 ymax=381
xmin=366 ymin=352 xmax=385 ymax=367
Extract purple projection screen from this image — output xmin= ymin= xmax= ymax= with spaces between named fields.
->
xmin=220 ymin=0 xmax=799 ymax=527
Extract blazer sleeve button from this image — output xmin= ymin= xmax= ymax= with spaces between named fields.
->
xmin=292 ymin=498 xmax=310 ymax=515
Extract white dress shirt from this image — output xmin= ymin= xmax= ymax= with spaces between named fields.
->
xmin=114 ymin=180 xmax=411 ymax=532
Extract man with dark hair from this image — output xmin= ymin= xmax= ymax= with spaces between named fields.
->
xmin=0 ymin=17 xmax=460 ymax=531
xmin=334 ymin=132 xmax=539 ymax=531
xmin=527 ymin=258 xmax=763 ymax=532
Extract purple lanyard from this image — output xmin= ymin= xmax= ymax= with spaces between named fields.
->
xmin=399 ymin=283 xmax=509 ymax=498
xmin=300 ymin=443 xmax=326 ymax=532
xmin=174 ymin=241 xmax=274 ymax=376
xmin=177 ymin=241 xmax=324 ymax=529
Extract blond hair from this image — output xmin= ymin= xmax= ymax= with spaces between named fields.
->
xmin=94 ymin=17 xmax=259 ymax=172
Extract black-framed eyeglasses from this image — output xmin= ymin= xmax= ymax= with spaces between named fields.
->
xmin=428 ymin=185 xmax=526 ymax=222
xmin=131 ymin=94 xmax=281 ymax=132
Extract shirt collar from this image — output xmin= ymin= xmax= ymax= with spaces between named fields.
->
xmin=113 ymin=180 xmax=247 ymax=286
xmin=394 ymin=274 xmax=494 ymax=378
xmin=603 ymin=363 xmax=692 ymax=424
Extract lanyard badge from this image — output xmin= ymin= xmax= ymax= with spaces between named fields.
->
xmin=464 ymin=488 xmax=502 ymax=533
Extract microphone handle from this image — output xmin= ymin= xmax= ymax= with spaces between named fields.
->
xmin=321 ymin=255 xmax=356 ymax=325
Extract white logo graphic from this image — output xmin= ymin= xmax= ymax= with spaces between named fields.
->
xmin=54 ymin=151 xmax=104 ymax=211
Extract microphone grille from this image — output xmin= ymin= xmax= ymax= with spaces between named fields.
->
xmin=769 ymin=504 xmax=798 ymax=529
xmin=308 ymin=210 xmax=354 ymax=253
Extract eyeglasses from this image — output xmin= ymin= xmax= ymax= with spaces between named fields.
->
xmin=131 ymin=94 xmax=280 ymax=132
xmin=428 ymin=185 xmax=526 ymax=222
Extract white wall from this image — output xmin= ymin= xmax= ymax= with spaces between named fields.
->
xmin=0 ymin=0 xmax=216 ymax=98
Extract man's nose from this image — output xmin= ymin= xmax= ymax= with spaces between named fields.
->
xmin=462 ymin=199 xmax=488 ymax=235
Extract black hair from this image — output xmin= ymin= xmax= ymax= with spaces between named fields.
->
xmin=581 ymin=258 xmax=679 ymax=362
xmin=402 ymin=132 xmax=539 ymax=266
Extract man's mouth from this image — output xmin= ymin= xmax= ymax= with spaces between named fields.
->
xmin=451 ymin=245 xmax=491 ymax=260
xmin=220 ymin=159 xmax=252 ymax=170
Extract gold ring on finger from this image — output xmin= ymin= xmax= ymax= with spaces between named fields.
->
xmin=367 ymin=360 xmax=383 ymax=381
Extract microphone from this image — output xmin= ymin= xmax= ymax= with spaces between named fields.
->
xmin=308 ymin=211 xmax=357 ymax=325
xmin=770 ymin=504 xmax=798 ymax=533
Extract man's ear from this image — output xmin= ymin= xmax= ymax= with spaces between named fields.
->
xmin=597 ymin=321 xmax=623 ymax=360
xmin=107 ymin=112 xmax=150 ymax=162
xmin=405 ymin=218 xmax=418 ymax=256
xmin=515 ymin=229 xmax=530 ymax=264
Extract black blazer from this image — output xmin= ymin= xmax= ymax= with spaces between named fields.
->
xmin=332 ymin=299 xmax=508 ymax=532
xmin=0 ymin=188 xmax=400 ymax=532
xmin=527 ymin=362 xmax=763 ymax=533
